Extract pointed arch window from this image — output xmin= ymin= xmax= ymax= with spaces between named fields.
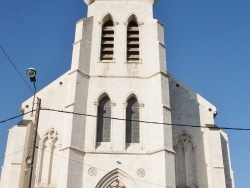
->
xmin=175 ymin=130 xmax=197 ymax=188
xmin=97 ymin=96 xmax=111 ymax=142
xmin=100 ymin=16 xmax=114 ymax=61
xmin=127 ymin=16 xmax=140 ymax=61
xmin=126 ymin=97 xmax=140 ymax=143
xmin=37 ymin=128 xmax=61 ymax=187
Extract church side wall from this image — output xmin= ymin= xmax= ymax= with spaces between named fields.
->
xmin=19 ymin=70 xmax=87 ymax=188
xmin=0 ymin=128 xmax=16 ymax=188
xmin=16 ymin=15 xmax=94 ymax=187
xmin=0 ymin=125 xmax=27 ymax=188
xmin=169 ymin=75 xmax=220 ymax=188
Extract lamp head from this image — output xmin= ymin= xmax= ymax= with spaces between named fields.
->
xmin=26 ymin=68 xmax=37 ymax=82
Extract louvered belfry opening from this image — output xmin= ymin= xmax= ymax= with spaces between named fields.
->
xmin=100 ymin=19 xmax=114 ymax=61
xmin=127 ymin=20 xmax=140 ymax=61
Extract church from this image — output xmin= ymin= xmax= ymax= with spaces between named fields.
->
xmin=0 ymin=0 xmax=235 ymax=187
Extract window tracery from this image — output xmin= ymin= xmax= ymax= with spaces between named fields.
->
xmin=36 ymin=128 xmax=61 ymax=187
xmin=175 ymin=130 xmax=197 ymax=188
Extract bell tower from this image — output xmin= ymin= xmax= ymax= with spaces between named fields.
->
xmin=66 ymin=0 xmax=176 ymax=187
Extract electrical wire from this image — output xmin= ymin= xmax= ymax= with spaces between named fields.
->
xmin=0 ymin=110 xmax=33 ymax=124
xmin=0 ymin=107 xmax=249 ymax=131
xmin=0 ymin=108 xmax=246 ymax=187
xmin=0 ymin=44 xmax=34 ymax=94
xmin=0 ymin=145 xmax=166 ymax=187
xmin=0 ymin=44 xmax=248 ymax=131
xmin=0 ymin=147 xmax=31 ymax=160
xmin=41 ymin=107 xmax=250 ymax=131
xmin=39 ymin=147 xmax=167 ymax=187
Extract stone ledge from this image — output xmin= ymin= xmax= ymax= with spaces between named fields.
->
xmin=84 ymin=148 xmax=175 ymax=155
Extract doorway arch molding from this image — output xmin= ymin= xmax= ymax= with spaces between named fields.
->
xmin=96 ymin=168 xmax=137 ymax=188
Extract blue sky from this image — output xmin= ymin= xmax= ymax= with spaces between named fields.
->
xmin=0 ymin=0 xmax=249 ymax=187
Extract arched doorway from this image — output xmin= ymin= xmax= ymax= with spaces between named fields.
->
xmin=96 ymin=168 xmax=136 ymax=188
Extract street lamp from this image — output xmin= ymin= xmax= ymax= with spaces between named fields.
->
xmin=26 ymin=67 xmax=41 ymax=188
xmin=26 ymin=68 xmax=36 ymax=82
xmin=26 ymin=68 xmax=37 ymax=115
xmin=26 ymin=68 xmax=37 ymax=93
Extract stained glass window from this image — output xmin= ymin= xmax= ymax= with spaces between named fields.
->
xmin=126 ymin=97 xmax=140 ymax=143
xmin=97 ymin=96 xmax=111 ymax=142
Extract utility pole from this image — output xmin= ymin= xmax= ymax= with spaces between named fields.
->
xmin=18 ymin=97 xmax=41 ymax=188
xmin=27 ymin=97 xmax=41 ymax=188
xmin=21 ymin=67 xmax=41 ymax=188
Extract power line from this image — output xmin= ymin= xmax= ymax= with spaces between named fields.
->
xmin=0 ymin=108 xmax=246 ymax=187
xmin=40 ymin=147 xmax=167 ymax=187
xmin=0 ymin=107 xmax=249 ymax=131
xmin=0 ymin=43 xmax=247 ymax=131
xmin=0 ymin=44 xmax=34 ymax=94
xmin=0 ymin=110 xmax=33 ymax=124
xmin=41 ymin=107 xmax=250 ymax=131
xmin=0 ymin=145 xmax=166 ymax=187
xmin=0 ymin=147 xmax=31 ymax=160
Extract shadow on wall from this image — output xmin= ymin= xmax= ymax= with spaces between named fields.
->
xmin=33 ymin=133 xmax=41 ymax=187
xmin=221 ymin=134 xmax=233 ymax=188
xmin=169 ymin=76 xmax=209 ymax=188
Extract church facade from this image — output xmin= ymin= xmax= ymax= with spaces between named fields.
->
xmin=0 ymin=0 xmax=234 ymax=188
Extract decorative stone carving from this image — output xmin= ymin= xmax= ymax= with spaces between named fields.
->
xmin=139 ymin=103 xmax=145 ymax=108
xmin=37 ymin=128 xmax=61 ymax=186
xmin=175 ymin=130 xmax=197 ymax=187
xmin=108 ymin=179 xmax=126 ymax=188
xmin=88 ymin=167 xmax=97 ymax=177
xmin=98 ymin=21 xmax=103 ymax=26
xmin=138 ymin=22 xmax=144 ymax=26
xmin=137 ymin=168 xmax=146 ymax=178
